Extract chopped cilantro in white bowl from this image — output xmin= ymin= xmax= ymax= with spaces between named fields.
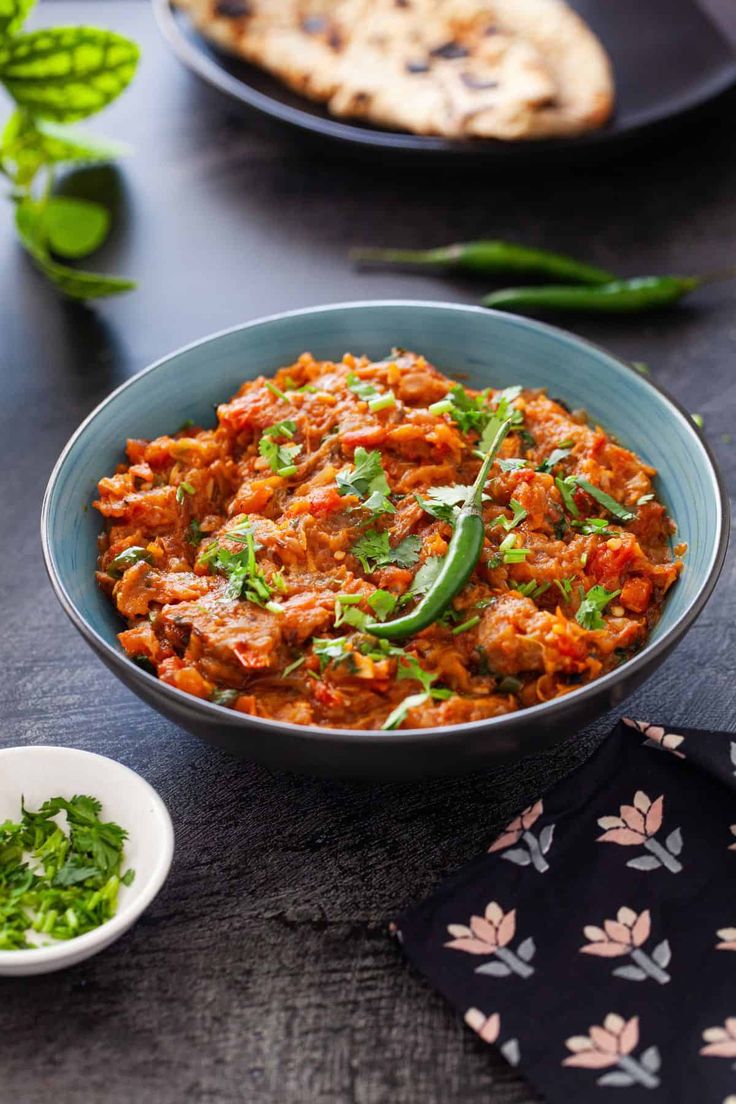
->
xmin=0 ymin=746 xmax=173 ymax=976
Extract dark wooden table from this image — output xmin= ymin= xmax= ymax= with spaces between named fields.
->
xmin=2 ymin=3 xmax=735 ymax=1101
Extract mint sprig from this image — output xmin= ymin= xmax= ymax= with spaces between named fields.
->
xmin=0 ymin=1 xmax=139 ymax=298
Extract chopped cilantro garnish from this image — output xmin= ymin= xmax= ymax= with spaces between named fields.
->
xmin=445 ymin=384 xmax=489 ymax=435
xmin=555 ymin=475 xmax=580 ymax=519
xmin=537 ymin=446 xmax=572 ymax=473
xmin=336 ymin=448 xmax=393 ymax=515
xmin=499 ymin=533 xmax=531 ymax=563
xmin=0 ymin=795 xmax=133 ymax=949
xmin=397 ymin=654 xmax=437 ymax=693
xmin=197 ymin=521 xmax=274 ymax=605
xmin=515 ymin=581 xmax=550 ymax=600
xmin=312 ymin=636 xmax=350 ymax=672
xmin=107 ymin=545 xmax=152 ymax=579
xmin=575 ymin=478 xmax=636 ymax=523
xmin=211 ymin=688 xmax=238 ymax=706
xmin=265 ymin=381 xmax=290 ymax=402
xmin=367 ymin=590 xmax=397 ymax=621
xmin=368 ymin=392 xmax=396 ymax=414
xmin=492 ymin=498 xmax=527 ymax=531
xmin=428 ymin=399 xmax=454 ymax=416
xmin=572 ymin=517 xmax=616 ymax=537
xmin=382 ymin=687 xmax=453 ymax=731
xmin=576 ymin=584 xmax=621 ymax=630
xmin=554 ymin=576 xmax=575 ymax=601
xmin=283 ymin=655 xmax=305 ymax=676
xmin=334 ymin=595 xmax=368 ymax=630
xmin=346 ymin=373 xmax=379 ymax=400
xmin=497 ymin=675 xmax=522 ymax=694
xmin=451 ymin=615 xmax=481 ymax=635
xmin=259 ymin=420 xmax=303 ymax=477
xmin=186 ymin=519 xmax=203 ymax=546
xmin=351 ymin=529 xmax=421 ymax=574
xmin=175 ymin=481 xmax=195 ymax=505
xmin=405 ymin=556 xmax=444 ymax=601
xmin=498 ymin=457 xmax=530 ymax=473
xmin=416 ymin=483 xmax=475 ymax=526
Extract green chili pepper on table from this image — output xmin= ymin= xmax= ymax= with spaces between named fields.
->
xmin=350 ymin=240 xmax=614 ymax=286
xmin=482 ymin=275 xmax=704 ymax=314
xmin=364 ymin=418 xmax=512 ymax=640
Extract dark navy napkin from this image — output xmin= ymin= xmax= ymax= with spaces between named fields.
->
xmin=394 ymin=719 xmax=736 ymax=1103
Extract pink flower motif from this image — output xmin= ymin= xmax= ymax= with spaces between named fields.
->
xmin=464 ymin=1008 xmax=500 ymax=1044
xmin=700 ymin=1018 xmax=736 ymax=1058
xmin=729 ymin=826 xmax=736 ymax=852
xmin=623 ymin=718 xmax=685 ymax=757
xmin=489 ymin=801 xmax=542 ymax=852
xmin=581 ymin=908 xmax=650 ymax=957
xmin=447 ymin=902 xmax=535 ymax=978
xmin=564 ymin=1014 xmax=639 ymax=1069
xmin=446 ymin=901 xmax=515 ymax=955
xmin=597 ymin=791 xmax=663 ymax=845
xmin=716 ymin=928 xmax=736 ymax=952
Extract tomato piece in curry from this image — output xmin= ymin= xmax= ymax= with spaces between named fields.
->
xmin=94 ymin=351 xmax=681 ymax=730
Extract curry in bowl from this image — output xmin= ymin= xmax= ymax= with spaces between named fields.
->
xmin=94 ymin=350 xmax=680 ymax=731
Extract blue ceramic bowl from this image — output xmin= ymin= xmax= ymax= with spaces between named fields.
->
xmin=42 ymin=302 xmax=728 ymax=777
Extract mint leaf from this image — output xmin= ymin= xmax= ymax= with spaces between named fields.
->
xmin=1 ymin=110 xmax=128 ymax=183
xmin=44 ymin=196 xmax=109 ymax=258
xmin=0 ymin=0 xmax=35 ymax=39
xmin=0 ymin=27 xmax=140 ymax=122
xmin=15 ymin=199 xmax=135 ymax=298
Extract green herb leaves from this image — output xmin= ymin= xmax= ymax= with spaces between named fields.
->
xmin=0 ymin=0 xmax=35 ymax=41
xmin=336 ymin=447 xmax=393 ymax=515
xmin=15 ymin=199 xmax=135 ymax=298
xmin=107 ymin=544 xmax=152 ymax=578
xmin=43 ymin=195 xmax=110 ymax=258
xmin=576 ymin=584 xmax=621 ymax=630
xmin=197 ymin=520 xmax=278 ymax=605
xmin=416 ymin=484 xmax=474 ymax=526
xmin=575 ymin=478 xmax=636 ymax=523
xmin=491 ymin=497 xmax=527 ymax=531
xmin=0 ymin=28 xmax=139 ymax=121
xmin=0 ymin=6 xmax=139 ymax=298
xmin=0 ymin=792 xmax=133 ymax=949
xmin=555 ymin=474 xmax=636 ymax=524
xmin=350 ymin=529 xmax=421 ymax=574
xmin=259 ymin=420 xmax=302 ymax=477
xmin=537 ymin=445 xmax=572 ymax=473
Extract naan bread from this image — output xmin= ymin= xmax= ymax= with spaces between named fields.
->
xmin=174 ymin=0 xmax=614 ymax=140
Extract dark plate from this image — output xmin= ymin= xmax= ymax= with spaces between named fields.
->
xmin=153 ymin=0 xmax=736 ymax=163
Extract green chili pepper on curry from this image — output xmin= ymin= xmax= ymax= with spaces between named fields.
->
xmin=94 ymin=350 xmax=681 ymax=731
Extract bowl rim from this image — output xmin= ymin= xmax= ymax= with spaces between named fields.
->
xmin=41 ymin=300 xmax=730 ymax=747
xmin=0 ymin=745 xmax=174 ymax=968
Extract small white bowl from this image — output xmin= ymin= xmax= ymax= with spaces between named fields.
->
xmin=0 ymin=745 xmax=174 ymax=976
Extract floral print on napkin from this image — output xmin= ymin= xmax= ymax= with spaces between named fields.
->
xmin=393 ymin=719 xmax=736 ymax=1102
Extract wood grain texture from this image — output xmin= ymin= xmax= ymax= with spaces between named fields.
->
xmin=1 ymin=3 xmax=735 ymax=1102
